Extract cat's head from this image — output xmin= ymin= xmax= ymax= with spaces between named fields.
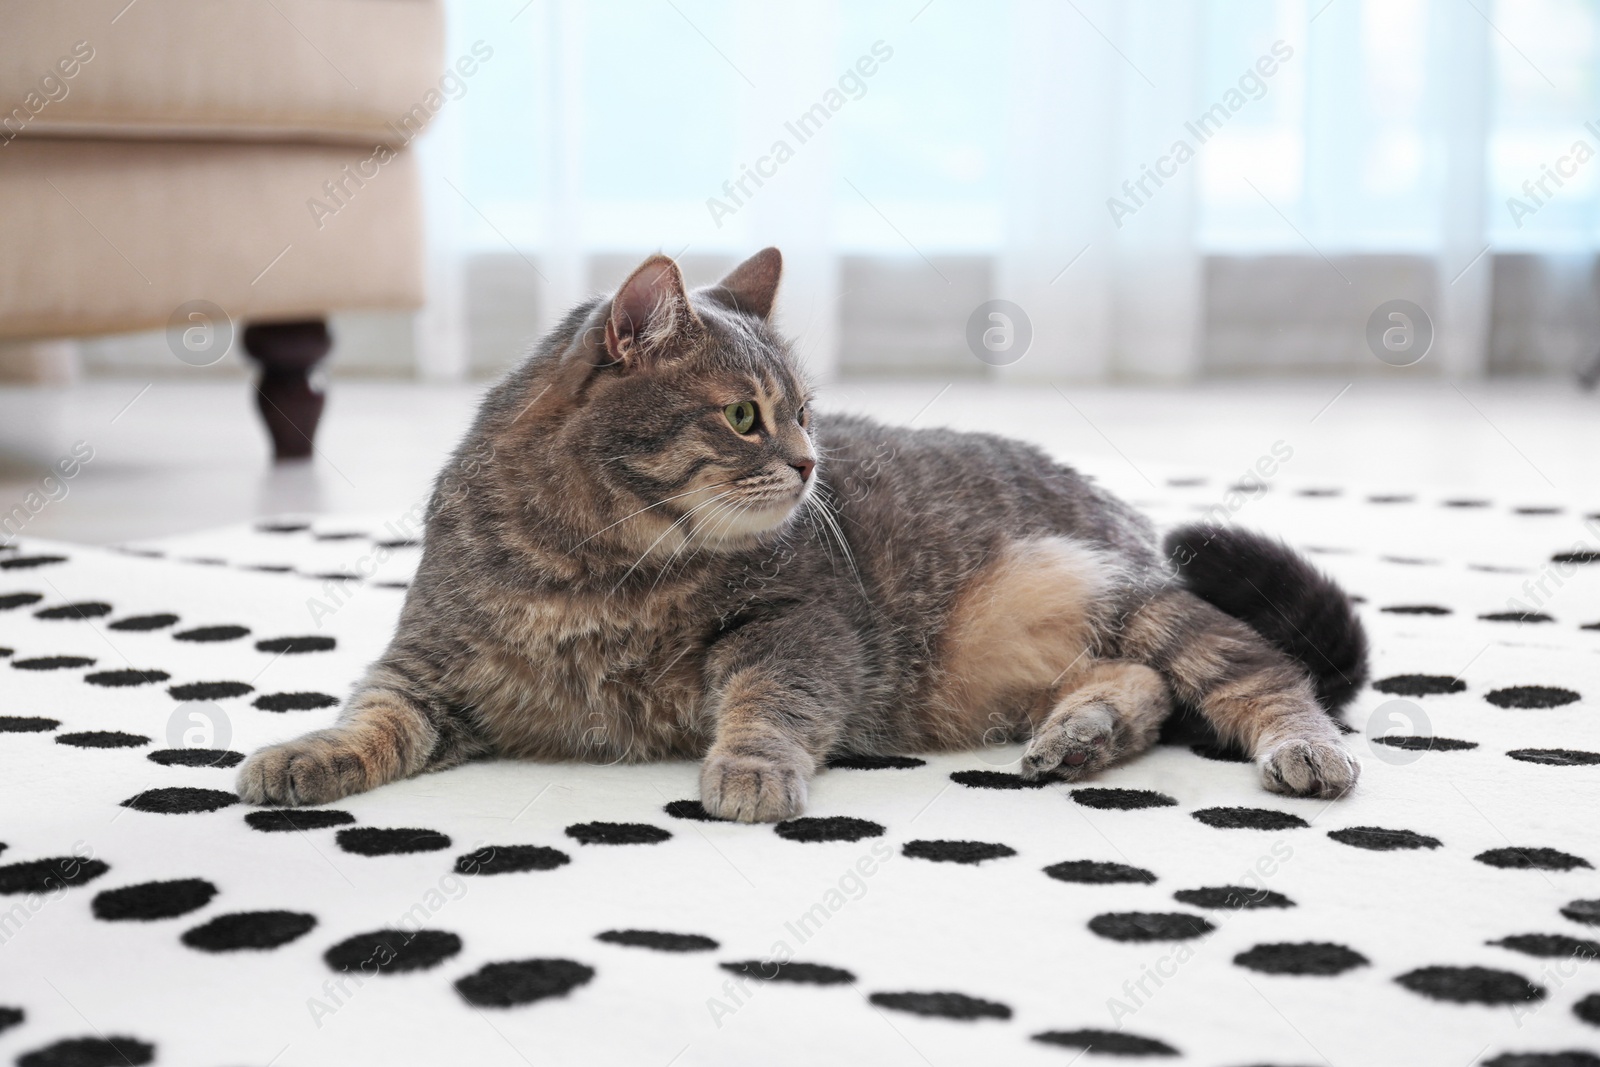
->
xmin=498 ymin=248 xmax=818 ymax=560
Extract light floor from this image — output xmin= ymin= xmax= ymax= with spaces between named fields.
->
xmin=0 ymin=376 xmax=1596 ymax=545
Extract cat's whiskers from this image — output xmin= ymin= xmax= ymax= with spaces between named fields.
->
xmin=569 ymin=479 xmax=738 ymax=553
xmin=804 ymin=482 xmax=865 ymax=594
xmin=610 ymin=487 xmax=742 ymax=593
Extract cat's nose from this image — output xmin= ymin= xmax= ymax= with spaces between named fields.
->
xmin=790 ymin=458 xmax=815 ymax=482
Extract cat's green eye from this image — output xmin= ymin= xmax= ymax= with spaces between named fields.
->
xmin=724 ymin=401 xmax=758 ymax=435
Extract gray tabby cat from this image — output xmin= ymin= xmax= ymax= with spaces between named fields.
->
xmin=239 ymin=248 xmax=1367 ymax=821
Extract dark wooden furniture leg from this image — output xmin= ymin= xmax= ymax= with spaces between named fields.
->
xmin=241 ymin=319 xmax=332 ymax=461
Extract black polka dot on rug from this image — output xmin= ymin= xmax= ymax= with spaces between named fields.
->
xmin=1072 ymin=787 xmax=1178 ymax=810
xmin=456 ymin=844 xmax=571 ymax=875
xmin=1482 ymin=1052 xmax=1600 ymax=1067
xmin=1032 ymin=1029 xmax=1178 ymax=1056
xmin=1297 ymin=487 xmax=1339 ymax=497
xmin=16 ymin=1036 xmax=154 ymax=1067
xmin=243 ymin=564 xmax=294 ymax=573
xmin=173 ymin=625 xmax=250 ymax=643
xmin=245 ymin=808 xmax=356 ymax=832
xmin=305 ymin=571 xmax=361 ymax=582
xmin=120 ymin=787 xmax=237 ymax=814
xmin=1190 ymin=740 xmax=1252 ymax=762
xmin=253 ymin=691 xmax=340 ymax=712
xmin=1234 ymin=942 xmax=1368 ymax=976
xmin=92 ymin=878 xmax=217 ymax=921
xmin=0 ymin=1006 xmax=21 ymax=1033
xmin=455 ymin=958 xmax=595 ymax=1007
xmin=774 ymin=816 xmax=883 ymax=843
xmin=167 ymin=681 xmax=253 ymax=701
xmin=596 ymin=929 xmax=717 ymax=952
xmin=373 ymin=581 xmax=410 ymax=590
xmin=34 ymin=601 xmax=112 ymax=620
xmin=869 ymin=991 xmax=1011 ymax=1020
xmin=0 ymin=855 xmax=110 ymax=894
xmin=1514 ymin=506 xmax=1563 ymax=515
xmin=1509 ymin=748 xmax=1600 ymax=766
xmin=313 ymin=531 xmax=367 ymax=541
xmin=0 ymin=716 xmax=58 ymax=732
xmin=826 ymin=754 xmax=926 ymax=770
xmin=1374 ymin=674 xmax=1466 ymax=696
xmin=375 ymin=537 xmax=421 ymax=549
xmin=1477 ymin=847 xmax=1591 ymax=871
xmin=1584 ymin=622 xmax=1600 ymax=631
xmin=903 ymin=840 xmax=1016 ymax=864
xmin=949 ymin=769 xmax=1051 ymax=789
xmin=1368 ymin=494 xmax=1414 ymax=504
xmin=147 ymin=748 xmax=243 ymax=768
xmin=564 ymin=821 xmax=672 ymax=845
xmin=108 ymin=613 xmax=179 ymax=632
xmin=1371 ymin=735 xmax=1478 ymax=752
xmin=0 ymin=592 xmax=43 ymax=610
xmin=57 ymin=731 xmax=149 ymax=749
xmin=12 ymin=655 xmax=95 ymax=670
xmin=0 ymin=646 xmax=10 ymax=658
xmin=1481 ymin=611 xmax=1556 ymax=624
xmin=1489 ymin=933 xmax=1600 ymax=959
xmin=1561 ymin=900 xmax=1600 ymax=925
xmin=1553 ymin=550 xmax=1600 ymax=564
xmin=1193 ymin=807 xmax=1308 ymax=831
xmin=1328 ymin=826 xmax=1442 ymax=851
xmin=1173 ymin=886 xmax=1294 ymax=910
xmin=1381 ymin=604 xmax=1453 ymax=616
xmin=1576 ymin=993 xmax=1600 ymax=1027
xmin=336 ymin=827 xmax=451 ymax=855
xmin=0 ymin=555 xmax=68 ymax=570
xmin=325 ymin=929 xmax=462 ymax=973
xmin=254 ymin=635 xmax=336 ymax=654
xmin=1382 ymin=555 xmax=1437 ymax=566
xmin=1395 ymin=965 xmax=1544 ymax=1004
xmin=1043 ymin=860 xmax=1156 ymax=885
xmin=662 ymin=799 xmax=727 ymax=822
xmin=1089 ymin=912 xmax=1213 ymax=942
xmin=84 ymin=668 xmax=170 ymax=687
xmin=257 ymin=521 xmax=310 ymax=533
xmin=1485 ymin=685 xmax=1581 ymax=709
xmin=719 ymin=960 xmax=854 ymax=984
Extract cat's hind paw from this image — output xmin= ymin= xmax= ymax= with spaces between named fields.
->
xmin=1259 ymin=738 xmax=1360 ymax=799
xmin=1020 ymin=701 xmax=1118 ymax=781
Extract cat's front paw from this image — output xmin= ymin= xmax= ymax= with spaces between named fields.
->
xmin=1021 ymin=701 xmax=1117 ymax=781
xmin=699 ymin=750 xmax=808 ymax=822
xmin=237 ymin=731 xmax=368 ymax=807
xmin=1259 ymin=738 xmax=1360 ymax=799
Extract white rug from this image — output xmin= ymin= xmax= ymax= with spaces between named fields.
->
xmin=1 ymin=469 xmax=1598 ymax=1067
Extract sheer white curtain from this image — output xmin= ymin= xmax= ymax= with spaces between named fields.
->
xmin=419 ymin=0 xmax=1599 ymax=381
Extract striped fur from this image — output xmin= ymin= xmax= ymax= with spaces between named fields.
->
xmin=238 ymin=248 xmax=1365 ymax=817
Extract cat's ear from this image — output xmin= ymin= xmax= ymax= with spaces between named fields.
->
xmin=703 ymin=247 xmax=782 ymax=320
xmin=605 ymin=254 xmax=699 ymax=367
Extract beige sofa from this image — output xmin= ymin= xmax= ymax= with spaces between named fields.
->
xmin=0 ymin=0 xmax=442 ymax=457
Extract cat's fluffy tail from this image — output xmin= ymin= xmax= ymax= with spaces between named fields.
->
xmin=1161 ymin=524 xmax=1368 ymax=714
